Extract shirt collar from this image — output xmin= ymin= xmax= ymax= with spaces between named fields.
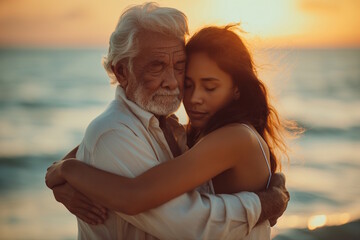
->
xmin=115 ymin=85 xmax=157 ymax=129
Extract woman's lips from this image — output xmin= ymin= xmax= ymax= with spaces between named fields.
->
xmin=188 ymin=110 xmax=208 ymax=120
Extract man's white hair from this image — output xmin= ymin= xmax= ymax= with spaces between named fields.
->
xmin=102 ymin=2 xmax=189 ymax=84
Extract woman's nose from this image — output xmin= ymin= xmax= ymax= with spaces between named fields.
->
xmin=190 ymin=89 xmax=204 ymax=104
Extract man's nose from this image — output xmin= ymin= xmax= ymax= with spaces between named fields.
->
xmin=162 ymin=67 xmax=178 ymax=90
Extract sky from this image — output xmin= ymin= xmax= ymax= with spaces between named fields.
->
xmin=0 ymin=0 xmax=359 ymax=48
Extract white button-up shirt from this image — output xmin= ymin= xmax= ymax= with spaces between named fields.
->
xmin=75 ymin=86 xmax=264 ymax=240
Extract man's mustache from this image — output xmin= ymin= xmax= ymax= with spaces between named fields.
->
xmin=153 ymin=88 xmax=180 ymax=96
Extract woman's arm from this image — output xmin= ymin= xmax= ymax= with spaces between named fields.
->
xmin=50 ymin=125 xmax=250 ymax=214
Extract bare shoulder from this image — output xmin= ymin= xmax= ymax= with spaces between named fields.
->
xmin=223 ymin=123 xmax=270 ymax=163
xmin=198 ymin=123 xmax=256 ymax=152
xmin=206 ymin=123 xmax=255 ymax=142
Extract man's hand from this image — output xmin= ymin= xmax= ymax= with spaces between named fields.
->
xmin=52 ymin=183 xmax=108 ymax=225
xmin=256 ymin=172 xmax=290 ymax=226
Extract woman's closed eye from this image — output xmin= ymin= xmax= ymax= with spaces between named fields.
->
xmin=205 ymin=87 xmax=216 ymax=92
xmin=203 ymin=84 xmax=217 ymax=92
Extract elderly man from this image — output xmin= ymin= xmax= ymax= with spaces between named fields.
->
xmin=46 ymin=3 xmax=289 ymax=239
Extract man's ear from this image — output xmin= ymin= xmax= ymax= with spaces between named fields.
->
xmin=112 ymin=62 xmax=129 ymax=88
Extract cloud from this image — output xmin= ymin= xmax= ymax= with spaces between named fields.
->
xmin=298 ymin=0 xmax=339 ymax=13
xmin=60 ymin=7 xmax=92 ymax=21
xmin=298 ymin=0 xmax=360 ymax=15
xmin=0 ymin=1 xmax=92 ymax=28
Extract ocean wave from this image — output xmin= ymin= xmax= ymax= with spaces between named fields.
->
xmin=289 ymin=189 xmax=340 ymax=206
xmin=0 ymin=155 xmax=58 ymax=168
xmin=0 ymin=99 xmax=106 ymax=109
xmin=0 ymin=155 xmax=59 ymax=192
xmin=299 ymin=123 xmax=360 ymax=140
xmin=279 ymin=97 xmax=360 ymax=129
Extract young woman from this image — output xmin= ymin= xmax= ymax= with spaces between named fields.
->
xmin=47 ymin=25 xmax=298 ymax=238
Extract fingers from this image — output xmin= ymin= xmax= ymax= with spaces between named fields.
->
xmin=257 ymin=180 xmax=291 ymax=225
xmin=269 ymin=172 xmax=286 ymax=188
xmin=77 ymin=215 xmax=99 ymax=225
xmin=284 ymin=189 xmax=290 ymax=201
xmin=80 ymin=197 xmax=108 ymax=221
xmin=70 ymin=198 xmax=107 ymax=224
xmin=273 ymin=186 xmax=290 ymax=204
xmin=93 ymin=202 xmax=108 ymax=215
xmin=45 ymin=173 xmax=55 ymax=189
xmin=72 ymin=207 xmax=106 ymax=225
xmin=52 ymin=183 xmax=108 ymax=223
xmin=47 ymin=161 xmax=60 ymax=171
xmin=55 ymin=188 xmax=107 ymax=223
xmin=81 ymin=202 xmax=108 ymax=221
xmin=69 ymin=187 xmax=108 ymax=221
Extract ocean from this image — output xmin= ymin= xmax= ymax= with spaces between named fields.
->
xmin=0 ymin=48 xmax=359 ymax=239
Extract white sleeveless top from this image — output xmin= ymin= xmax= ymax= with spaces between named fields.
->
xmin=201 ymin=123 xmax=272 ymax=239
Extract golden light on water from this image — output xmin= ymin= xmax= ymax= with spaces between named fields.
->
xmin=338 ymin=213 xmax=351 ymax=225
xmin=307 ymin=213 xmax=352 ymax=230
xmin=308 ymin=215 xmax=327 ymax=230
xmin=281 ymin=215 xmax=301 ymax=228
xmin=277 ymin=213 xmax=353 ymax=230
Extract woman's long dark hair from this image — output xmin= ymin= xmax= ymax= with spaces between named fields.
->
xmin=186 ymin=25 xmax=301 ymax=173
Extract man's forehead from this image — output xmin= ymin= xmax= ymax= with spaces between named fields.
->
xmin=138 ymin=45 xmax=185 ymax=61
xmin=137 ymin=31 xmax=185 ymax=56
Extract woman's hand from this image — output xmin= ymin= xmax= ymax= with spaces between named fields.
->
xmin=45 ymin=160 xmax=69 ymax=189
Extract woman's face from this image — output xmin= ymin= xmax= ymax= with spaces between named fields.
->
xmin=183 ymin=52 xmax=238 ymax=129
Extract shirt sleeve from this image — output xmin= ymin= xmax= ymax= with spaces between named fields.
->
xmin=91 ymin=126 xmax=261 ymax=240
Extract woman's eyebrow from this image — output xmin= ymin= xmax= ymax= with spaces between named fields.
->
xmin=201 ymin=77 xmax=220 ymax=82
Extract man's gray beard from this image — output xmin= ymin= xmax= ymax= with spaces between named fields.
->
xmin=130 ymin=84 xmax=181 ymax=116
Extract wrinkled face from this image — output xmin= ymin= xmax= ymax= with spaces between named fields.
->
xmin=183 ymin=52 xmax=238 ymax=129
xmin=125 ymin=32 xmax=186 ymax=116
